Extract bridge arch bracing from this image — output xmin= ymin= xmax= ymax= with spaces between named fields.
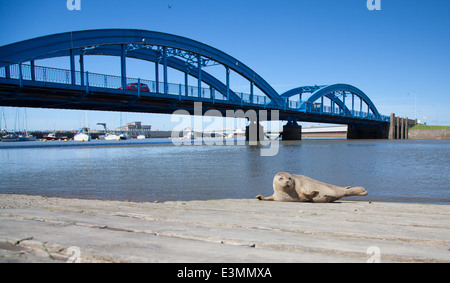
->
xmin=280 ymin=85 xmax=324 ymax=99
xmin=0 ymin=29 xmax=285 ymax=107
xmin=70 ymin=45 xmax=243 ymax=103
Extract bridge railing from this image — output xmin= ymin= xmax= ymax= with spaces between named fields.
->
xmin=0 ymin=63 xmax=389 ymax=122
xmin=88 ymin=72 xmax=122 ymax=89
xmin=1 ymin=63 xmax=269 ymax=104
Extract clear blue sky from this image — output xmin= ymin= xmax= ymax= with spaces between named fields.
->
xmin=1 ymin=0 xmax=449 ymax=131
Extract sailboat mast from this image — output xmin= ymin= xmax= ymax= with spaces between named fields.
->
xmin=1 ymin=107 xmax=7 ymax=132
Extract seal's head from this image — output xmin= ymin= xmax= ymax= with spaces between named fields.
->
xmin=273 ymin=172 xmax=294 ymax=191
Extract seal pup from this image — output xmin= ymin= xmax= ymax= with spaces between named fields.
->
xmin=256 ymin=172 xmax=368 ymax=203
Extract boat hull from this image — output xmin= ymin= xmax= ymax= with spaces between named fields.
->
xmin=74 ymin=133 xmax=91 ymax=142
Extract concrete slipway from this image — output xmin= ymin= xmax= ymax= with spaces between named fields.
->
xmin=0 ymin=194 xmax=449 ymax=263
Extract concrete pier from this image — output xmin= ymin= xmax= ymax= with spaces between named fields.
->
xmin=388 ymin=113 xmax=417 ymax=140
xmin=0 ymin=194 xmax=449 ymax=263
xmin=389 ymin=114 xmax=395 ymax=139
xmin=281 ymin=121 xmax=302 ymax=141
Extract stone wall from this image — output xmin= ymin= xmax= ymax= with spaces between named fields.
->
xmin=409 ymin=129 xmax=450 ymax=140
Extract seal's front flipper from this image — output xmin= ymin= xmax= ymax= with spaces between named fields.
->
xmin=255 ymin=195 xmax=275 ymax=201
xmin=303 ymin=191 xmax=319 ymax=200
xmin=345 ymin=186 xmax=368 ymax=196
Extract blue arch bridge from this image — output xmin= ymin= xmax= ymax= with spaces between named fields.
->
xmin=0 ymin=29 xmax=392 ymax=140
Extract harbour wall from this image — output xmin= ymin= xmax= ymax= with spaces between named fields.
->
xmin=409 ymin=129 xmax=450 ymax=140
xmin=388 ymin=113 xmax=417 ymax=140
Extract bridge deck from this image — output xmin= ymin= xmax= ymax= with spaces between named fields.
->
xmin=0 ymin=63 xmax=389 ymax=125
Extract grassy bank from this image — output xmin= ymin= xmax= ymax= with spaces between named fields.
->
xmin=411 ymin=124 xmax=450 ymax=130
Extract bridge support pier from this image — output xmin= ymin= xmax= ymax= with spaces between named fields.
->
xmin=245 ymin=119 xmax=265 ymax=144
xmin=347 ymin=123 xmax=389 ymax=139
xmin=282 ymin=120 xmax=302 ymax=140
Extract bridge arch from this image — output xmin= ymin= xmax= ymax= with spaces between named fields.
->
xmin=0 ymin=29 xmax=388 ymax=124
xmin=282 ymin=84 xmax=381 ymax=119
xmin=0 ymin=29 xmax=285 ymax=106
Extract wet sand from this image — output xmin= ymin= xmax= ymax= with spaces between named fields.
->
xmin=0 ymin=193 xmax=449 ymax=263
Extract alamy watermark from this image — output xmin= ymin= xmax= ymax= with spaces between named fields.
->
xmin=67 ymin=1 xmax=380 ymax=12
xmin=366 ymin=246 xmax=381 ymax=263
xmin=170 ymin=102 xmax=280 ymax=157
xmin=66 ymin=246 xmax=81 ymax=263
xmin=67 ymin=0 xmax=81 ymax=11
xmin=367 ymin=0 xmax=381 ymax=11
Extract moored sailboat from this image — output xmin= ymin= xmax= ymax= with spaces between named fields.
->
xmin=74 ymin=127 xmax=91 ymax=142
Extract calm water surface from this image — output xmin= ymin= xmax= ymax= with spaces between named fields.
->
xmin=0 ymin=139 xmax=449 ymax=204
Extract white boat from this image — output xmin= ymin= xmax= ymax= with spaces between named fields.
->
xmin=137 ymin=134 xmax=146 ymax=139
xmin=74 ymin=128 xmax=91 ymax=142
xmin=74 ymin=111 xmax=91 ymax=142
xmin=104 ymin=132 xmax=129 ymax=141
xmin=74 ymin=133 xmax=90 ymax=142
xmin=105 ymin=133 xmax=121 ymax=141
xmin=98 ymin=122 xmax=129 ymax=141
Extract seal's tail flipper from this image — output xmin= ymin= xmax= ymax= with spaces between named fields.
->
xmin=345 ymin=186 xmax=368 ymax=196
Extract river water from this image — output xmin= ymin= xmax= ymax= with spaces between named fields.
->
xmin=0 ymin=139 xmax=449 ymax=204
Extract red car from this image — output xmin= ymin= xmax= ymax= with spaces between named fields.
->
xmin=119 ymin=83 xmax=150 ymax=92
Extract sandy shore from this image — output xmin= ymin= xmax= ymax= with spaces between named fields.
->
xmin=0 ymin=193 xmax=449 ymax=263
